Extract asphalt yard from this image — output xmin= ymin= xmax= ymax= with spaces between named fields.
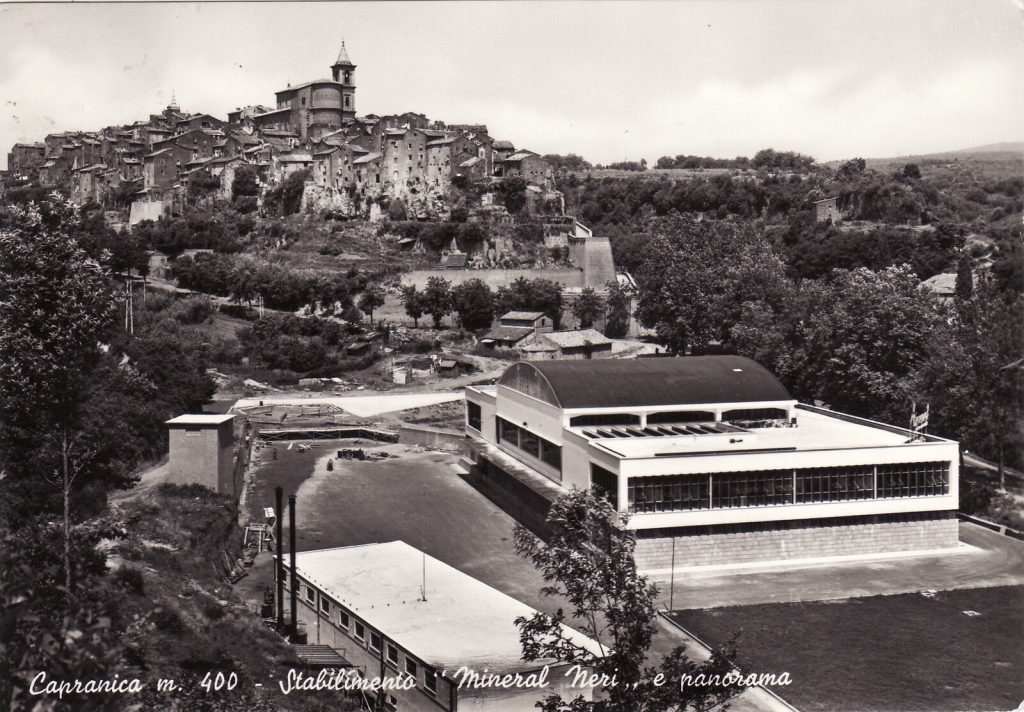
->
xmin=246 ymin=439 xmax=559 ymax=615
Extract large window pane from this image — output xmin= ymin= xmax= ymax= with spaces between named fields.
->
xmin=466 ymin=402 xmax=481 ymax=431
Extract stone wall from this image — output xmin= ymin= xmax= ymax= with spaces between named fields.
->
xmin=633 ymin=512 xmax=959 ymax=570
xmin=129 ymin=198 xmax=171 ymax=226
xmin=397 ymin=424 xmax=467 ymax=453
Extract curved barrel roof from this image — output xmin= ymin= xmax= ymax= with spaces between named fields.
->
xmin=498 ymin=356 xmax=792 ymax=409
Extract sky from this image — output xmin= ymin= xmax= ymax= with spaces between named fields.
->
xmin=1 ymin=0 xmax=1022 ymax=169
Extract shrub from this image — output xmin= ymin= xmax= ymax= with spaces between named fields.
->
xmin=152 ymin=607 xmax=185 ymax=634
xmin=115 ymin=565 xmax=146 ymax=595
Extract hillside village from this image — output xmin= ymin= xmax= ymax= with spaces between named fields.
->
xmin=4 ymin=42 xmax=558 ymax=225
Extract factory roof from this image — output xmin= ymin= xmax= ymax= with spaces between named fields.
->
xmin=499 ymin=356 xmax=793 ymax=409
xmin=286 ymin=541 xmax=603 ymax=672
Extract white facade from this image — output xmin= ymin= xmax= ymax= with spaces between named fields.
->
xmin=464 ymin=358 xmax=960 ymax=567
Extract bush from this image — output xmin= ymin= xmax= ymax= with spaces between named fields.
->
xmin=152 ymin=607 xmax=185 ymax=634
xmin=115 ymin=565 xmax=146 ymax=595
xmin=168 ymin=296 xmax=214 ymax=324
xmin=203 ymin=602 xmax=226 ymax=621
xmin=388 ymin=198 xmax=408 ymax=221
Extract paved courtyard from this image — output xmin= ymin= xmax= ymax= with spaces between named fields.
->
xmin=652 ymin=522 xmax=1024 ymax=610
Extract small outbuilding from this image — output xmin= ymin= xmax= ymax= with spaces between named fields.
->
xmin=166 ymin=414 xmax=237 ymax=495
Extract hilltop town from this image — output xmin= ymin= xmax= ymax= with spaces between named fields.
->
xmin=4 ymin=42 xmax=558 ymax=225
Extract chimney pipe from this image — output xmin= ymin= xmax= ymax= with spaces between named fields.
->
xmin=275 ymin=486 xmax=284 ymax=630
xmin=289 ymin=494 xmax=298 ymax=637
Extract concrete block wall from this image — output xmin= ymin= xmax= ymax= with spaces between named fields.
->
xmin=634 ymin=514 xmax=959 ymax=570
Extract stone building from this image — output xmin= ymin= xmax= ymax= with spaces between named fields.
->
xmin=269 ymin=42 xmax=357 ymax=141
xmin=814 ymin=196 xmax=840 ymax=223
xmin=6 ymin=142 xmax=45 ymax=178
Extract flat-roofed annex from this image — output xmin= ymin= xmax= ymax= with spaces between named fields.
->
xmin=286 ymin=541 xmax=604 ymax=673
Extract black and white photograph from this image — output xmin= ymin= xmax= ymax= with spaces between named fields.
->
xmin=1 ymin=1 xmax=1022 ymax=711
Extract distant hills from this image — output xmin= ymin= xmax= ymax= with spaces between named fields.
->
xmin=952 ymin=141 xmax=1024 ymax=154
xmin=824 ymin=141 xmax=1022 ymax=180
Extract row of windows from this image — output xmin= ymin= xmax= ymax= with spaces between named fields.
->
xmin=625 ymin=462 xmax=950 ymax=513
xmin=300 ymin=581 xmax=439 ymax=697
xmin=497 ymin=417 xmax=562 ymax=472
xmin=569 ymin=408 xmax=788 ymax=429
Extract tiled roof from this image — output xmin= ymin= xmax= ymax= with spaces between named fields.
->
xmin=500 ymin=310 xmax=545 ymax=321
xmin=353 ymin=151 xmax=381 ymax=164
xmin=504 ymin=150 xmax=539 ymax=162
xmin=483 ymin=326 xmax=534 ymax=343
xmin=537 ymin=329 xmax=612 ymax=349
xmin=492 ymin=140 xmax=514 ymax=150
xmin=276 ymin=79 xmax=344 ymax=94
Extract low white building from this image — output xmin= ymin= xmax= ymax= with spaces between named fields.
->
xmin=464 ymin=357 xmax=960 ymax=571
xmin=283 ymin=541 xmax=603 ymax=711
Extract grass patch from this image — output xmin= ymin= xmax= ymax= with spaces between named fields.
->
xmin=670 ymin=586 xmax=1024 ymax=712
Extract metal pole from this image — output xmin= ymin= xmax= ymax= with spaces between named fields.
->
xmin=289 ymin=494 xmax=298 ymax=637
xmin=668 ymin=537 xmax=676 ymax=612
xmin=275 ymin=486 xmax=284 ymax=630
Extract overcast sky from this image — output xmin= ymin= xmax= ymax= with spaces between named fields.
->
xmin=1 ymin=1 xmax=1022 ymax=169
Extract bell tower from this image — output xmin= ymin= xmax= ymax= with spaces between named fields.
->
xmin=330 ymin=40 xmax=357 ymax=119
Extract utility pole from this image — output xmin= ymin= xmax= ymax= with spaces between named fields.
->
xmin=288 ymin=494 xmax=298 ymax=639
xmin=275 ymin=486 xmax=284 ymax=631
xmin=124 ymin=280 xmax=135 ymax=335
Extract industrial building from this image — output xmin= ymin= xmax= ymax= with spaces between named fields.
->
xmin=165 ymin=413 xmax=237 ymax=495
xmin=464 ymin=357 xmax=960 ymax=570
xmin=282 ymin=541 xmax=603 ymax=711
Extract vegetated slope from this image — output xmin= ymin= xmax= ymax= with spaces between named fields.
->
xmin=111 ymin=483 xmax=360 ymax=711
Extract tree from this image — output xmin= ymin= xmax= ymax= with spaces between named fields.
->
xmin=837 ymin=157 xmax=867 ymax=178
xmin=264 ymin=169 xmax=309 ymax=216
xmin=916 ymin=277 xmax=1024 ymax=484
xmin=452 ymin=278 xmax=495 ymax=330
xmin=388 ymin=197 xmax=408 ymax=221
xmin=400 ymin=284 xmax=425 ymax=328
xmin=232 ymin=165 xmax=260 ymax=201
xmin=572 ymin=287 xmax=605 ymax=329
xmin=634 ymin=214 xmax=790 ymax=354
xmin=496 ymin=177 xmax=527 ymax=213
xmin=604 ymin=280 xmax=631 ymax=338
xmin=954 ymin=252 xmax=973 ymax=302
xmin=357 ymin=285 xmax=385 ymax=326
xmin=902 ymin=163 xmax=922 ymax=180
xmin=514 ymin=489 xmax=741 ymax=712
xmin=782 ymin=266 xmax=940 ymax=424
xmin=187 ymin=169 xmax=221 ymax=202
xmin=495 ymin=277 xmax=565 ymax=329
xmin=422 ymin=276 xmax=452 ymax=329
xmin=0 ymin=198 xmax=116 ymax=598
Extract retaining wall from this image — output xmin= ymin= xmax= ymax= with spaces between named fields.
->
xmin=634 ymin=513 xmax=960 ymax=570
xmin=397 ymin=424 xmax=467 ymax=453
